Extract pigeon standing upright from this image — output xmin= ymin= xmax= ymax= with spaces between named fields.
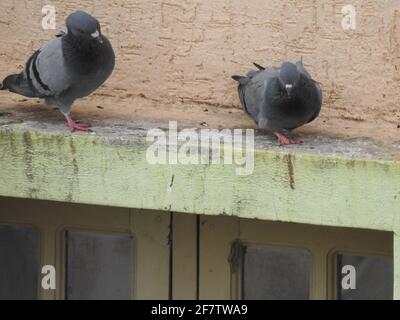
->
xmin=232 ymin=59 xmax=322 ymax=145
xmin=0 ymin=11 xmax=115 ymax=131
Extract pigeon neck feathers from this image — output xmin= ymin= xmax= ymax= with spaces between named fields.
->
xmin=61 ymin=35 xmax=105 ymax=74
xmin=266 ymin=78 xmax=287 ymax=104
xmin=266 ymin=73 xmax=310 ymax=106
xmin=63 ymin=32 xmax=102 ymax=54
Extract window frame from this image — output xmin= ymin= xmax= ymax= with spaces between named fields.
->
xmin=58 ymin=227 xmax=136 ymax=300
xmin=0 ymin=197 xmax=171 ymax=300
xmin=0 ymin=222 xmax=42 ymax=300
xmin=198 ymin=215 xmax=393 ymax=300
xmin=236 ymin=241 xmax=314 ymax=300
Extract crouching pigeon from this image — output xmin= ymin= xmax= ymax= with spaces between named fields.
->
xmin=0 ymin=11 xmax=115 ymax=131
xmin=232 ymin=59 xmax=322 ymax=145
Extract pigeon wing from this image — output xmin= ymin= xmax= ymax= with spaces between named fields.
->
xmin=306 ymin=80 xmax=323 ymax=124
xmin=29 ymin=38 xmax=72 ymax=98
xmin=296 ymin=58 xmax=323 ymax=121
xmin=241 ymin=68 xmax=278 ymax=123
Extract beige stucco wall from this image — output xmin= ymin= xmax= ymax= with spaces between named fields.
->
xmin=0 ymin=0 xmax=399 ymax=141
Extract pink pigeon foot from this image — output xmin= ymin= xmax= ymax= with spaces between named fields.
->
xmin=65 ymin=114 xmax=90 ymax=132
xmin=274 ymin=132 xmax=302 ymax=146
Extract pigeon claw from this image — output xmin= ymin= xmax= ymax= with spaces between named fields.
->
xmin=67 ymin=122 xmax=90 ymax=132
xmin=274 ymin=132 xmax=302 ymax=146
xmin=65 ymin=114 xmax=91 ymax=132
xmin=289 ymin=139 xmax=302 ymax=145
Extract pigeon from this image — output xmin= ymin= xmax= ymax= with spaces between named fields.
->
xmin=0 ymin=11 xmax=115 ymax=131
xmin=232 ymin=58 xmax=322 ymax=145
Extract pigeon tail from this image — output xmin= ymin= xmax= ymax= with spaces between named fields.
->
xmin=1 ymin=73 xmax=38 ymax=97
xmin=232 ymin=75 xmax=250 ymax=85
xmin=0 ymin=74 xmax=17 ymax=91
xmin=0 ymin=76 xmax=9 ymax=90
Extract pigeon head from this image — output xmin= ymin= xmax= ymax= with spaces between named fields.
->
xmin=66 ymin=11 xmax=103 ymax=44
xmin=280 ymin=62 xmax=300 ymax=97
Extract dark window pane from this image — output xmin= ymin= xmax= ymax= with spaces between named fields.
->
xmin=337 ymin=254 xmax=393 ymax=300
xmin=243 ymin=246 xmax=310 ymax=300
xmin=0 ymin=224 xmax=39 ymax=300
xmin=66 ymin=231 xmax=133 ymax=300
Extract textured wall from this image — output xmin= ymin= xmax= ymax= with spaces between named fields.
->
xmin=0 ymin=0 xmax=400 ymax=134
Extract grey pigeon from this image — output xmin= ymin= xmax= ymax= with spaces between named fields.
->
xmin=232 ymin=58 xmax=322 ymax=145
xmin=0 ymin=11 xmax=115 ymax=131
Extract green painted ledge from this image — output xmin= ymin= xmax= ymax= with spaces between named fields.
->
xmin=0 ymin=127 xmax=399 ymax=232
xmin=1 ymin=124 xmax=400 ymax=298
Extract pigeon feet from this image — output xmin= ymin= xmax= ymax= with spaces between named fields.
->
xmin=274 ymin=132 xmax=301 ymax=146
xmin=67 ymin=122 xmax=90 ymax=132
xmin=65 ymin=115 xmax=91 ymax=132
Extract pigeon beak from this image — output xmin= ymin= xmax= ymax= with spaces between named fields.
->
xmin=91 ymin=30 xmax=103 ymax=44
xmin=285 ymin=84 xmax=293 ymax=97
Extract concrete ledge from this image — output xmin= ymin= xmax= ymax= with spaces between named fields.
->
xmin=1 ymin=115 xmax=399 ymax=234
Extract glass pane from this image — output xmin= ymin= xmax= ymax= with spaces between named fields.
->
xmin=337 ymin=254 xmax=393 ymax=300
xmin=243 ymin=245 xmax=310 ymax=300
xmin=66 ymin=231 xmax=133 ymax=300
xmin=0 ymin=224 xmax=39 ymax=300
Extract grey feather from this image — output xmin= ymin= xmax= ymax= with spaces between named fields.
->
xmin=31 ymin=39 xmax=71 ymax=97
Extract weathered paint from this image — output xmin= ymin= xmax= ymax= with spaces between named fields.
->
xmin=0 ymin=128 xmax=399 ymax=231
